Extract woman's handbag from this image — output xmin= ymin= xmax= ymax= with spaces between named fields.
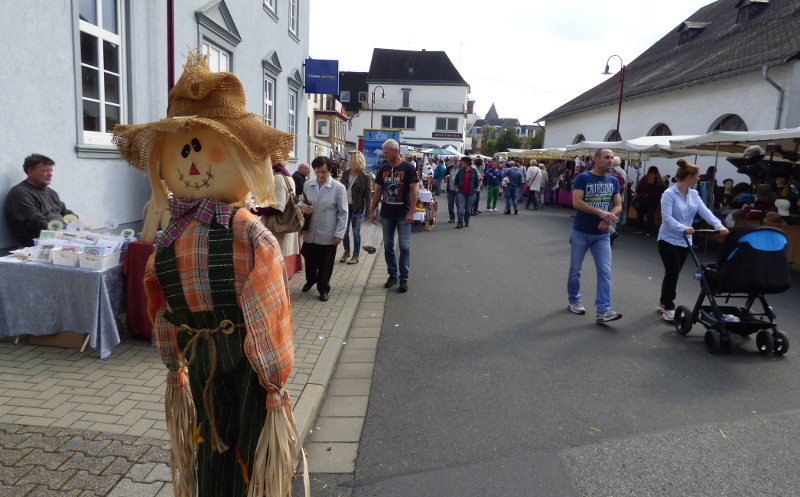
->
xmin=266 ymin=174 xmax=305 ymax=234
xmin=301 ymin=192 xmax=312 ymax=231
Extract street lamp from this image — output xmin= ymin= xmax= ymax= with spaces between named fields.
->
xmin=602 ymin=55 xmax=625 ymax=141
xmin=370 ymin=85 xmax=386 ymax=128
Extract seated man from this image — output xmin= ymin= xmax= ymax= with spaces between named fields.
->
xmin=5 ymin=153 xmax=76 ymax=247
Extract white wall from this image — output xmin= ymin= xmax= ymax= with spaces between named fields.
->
xmin=346 ymin=83 xmax=469 ymax=152
xmin=543 ymin=65 xmax=798 ymax=184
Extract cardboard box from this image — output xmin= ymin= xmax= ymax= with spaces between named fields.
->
xmin=29 ymin=331 xmax=88 ymax=350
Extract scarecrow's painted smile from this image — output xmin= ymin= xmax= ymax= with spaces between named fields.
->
xmin=177 ymin=161 xmax=215 ymax=190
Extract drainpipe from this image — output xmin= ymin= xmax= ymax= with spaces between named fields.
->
xmin=762 ymin=65 xmax=784 ymax=130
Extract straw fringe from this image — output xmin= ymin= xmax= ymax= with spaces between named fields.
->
xmin=247 ymin=398 xmax=310 ymax=497
xmin=165 ymin=378 xmax=197 ymax=497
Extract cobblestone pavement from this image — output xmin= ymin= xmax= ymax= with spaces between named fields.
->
xmin=0 ymin=222 xmax=382 ymax=495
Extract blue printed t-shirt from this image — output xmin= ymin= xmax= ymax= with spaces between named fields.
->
xmin=375 ymin=161 xmax=419 ymax=218
xmin=572 ymin=171 xmax=620 ymax=235
xmin=485 ymin=168 xmax=502 ymax=187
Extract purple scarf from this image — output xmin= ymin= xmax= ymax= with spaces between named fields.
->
xmin=156 ymin=197 xmax=233 ymax=247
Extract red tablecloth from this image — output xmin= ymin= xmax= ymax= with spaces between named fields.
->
xmin=122 ymin=241 xmax=155 ymax=340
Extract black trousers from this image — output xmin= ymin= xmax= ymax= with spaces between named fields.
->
xmin=302 ymin=242 xmax=337 ymax=293
xmin=658 ymin=240 xmax=690 ymax=310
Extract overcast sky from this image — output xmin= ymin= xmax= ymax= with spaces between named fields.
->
xmin=308 ymin=0 xmax=715 ymax=124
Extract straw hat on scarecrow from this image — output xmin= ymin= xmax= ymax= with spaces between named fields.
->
xmin=113 ymin=52 xmax=294 ymax=241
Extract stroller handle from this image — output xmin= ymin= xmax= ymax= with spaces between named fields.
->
xmin=682 ymin=228 xmax=719 ymax=243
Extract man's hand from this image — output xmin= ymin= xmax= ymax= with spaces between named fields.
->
xmin=405 ymin=212 xmax=414 ymax=225
xmin=598 ymin=210 xmax=617 ymax=223
xmin=332 ymin=237 xmax=342 ymax=246
xmin=369 ymin=211 xmax=378 ymax=224
xmin=598 ymin=220 xmax=611 ymax=232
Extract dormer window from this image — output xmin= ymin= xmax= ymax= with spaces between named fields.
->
xmin=677 ymin=22 xmax=710 ymax=45
xmin=736 ymin=0 xmax=769 ymax=23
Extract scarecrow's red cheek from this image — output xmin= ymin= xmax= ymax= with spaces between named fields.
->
xmin=209 ymin=146 xmax=225 ymax=164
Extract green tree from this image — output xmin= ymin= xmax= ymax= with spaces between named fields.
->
xmin=482 ymin=138 xmax=498 ymax=157
xmin=495 ymin=127 xmax=521 ymax=153
xmin=520 ymin=130 xmax=544 ymax=149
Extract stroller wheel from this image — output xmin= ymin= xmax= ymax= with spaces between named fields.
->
xmin=704 ymin=329 xmax=721 ymax=354
xmin=674 ymin=306 xmax=692 ymax=335
xmin=721 ymin=329 xmax=736 ymax=354
xmin=756 ymin=330 xmax=774 ymax=354
xmin=773 ymin=330 xmax=790 ymax=355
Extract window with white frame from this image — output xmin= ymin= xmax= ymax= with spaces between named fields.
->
xmin=340 ymin=90 xmax=350 ymax=103
xmin=78 ymin=0 xmax=124 ymax=145
xmin=435 ymin=117 xmax=458 ymax=132
xmin=381 ymin=115 xmax=415 ymax=129
xmin=288 ymin=89 xmax=297 ymax=136
xmin=289 ymin=0 xmax=298 ymax=36
xmin=402 ymin=89 xmax=411 ymax=108
xmin=263 ymin=0 xmax=276 ymax=14
xmin=263 ymin=75 xmax=275 ymax=126
xmin=317 ymin=119 xmax=329 ymax=137
xmin=201 ymin=42 xmax=230 ymax=72
xmin=358 ymin=91 xmax=367 ymax=103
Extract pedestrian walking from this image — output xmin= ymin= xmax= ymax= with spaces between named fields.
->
xmin=299 ymin=156 xmax=349 ymax=302
xmin=634 ymin=166 xmax=666 ymax=236
xmin=472 ymin=158 xmax=485 ymax=215
xmin=485 ymin=163 xmax=502 ymax=211
xmin=567 ymin=148 xmax=623 ymax=322
xmin=656 ymin=158 xmax=728 ymax=321
xmin=502 ymin=161 xmax=523 ymax=214
xmin=339 ymin=151 xmax=373 ymax=265
xmin=525 ymin=161 xmax=542 ymax=210
xmin=454 ymin=156 xmax=480 ymax=228
xmin=368 ymin=139 xmax=419 ymax=293
xmin=444 ymin=158 xmax=459 ymax=223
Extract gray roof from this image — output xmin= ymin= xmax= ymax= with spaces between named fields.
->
xmin=367 ymin=48 xmax=468 ymax=85
xmin=541 ymin=0 xmax=800 ymax=121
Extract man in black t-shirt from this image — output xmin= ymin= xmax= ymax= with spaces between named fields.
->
xmin=369 ymin=139 xmax=419 ymax=292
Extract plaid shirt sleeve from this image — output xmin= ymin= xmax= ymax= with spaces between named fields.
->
xmin=233 ymin=211 xmax=295 ymax=410
xmin=143 ymin=254 xmax=186 ymax=387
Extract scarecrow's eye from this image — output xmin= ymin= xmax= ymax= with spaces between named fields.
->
xmin=191 ymin=138 xmax=202 ymax=152
xmin=181 ymin=144 xmax=191 ymax=158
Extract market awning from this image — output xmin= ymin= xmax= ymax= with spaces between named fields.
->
xmin=669 ymin=128 xmax=800 ymax=155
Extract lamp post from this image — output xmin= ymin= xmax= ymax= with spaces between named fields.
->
xmin=601 ymin=55 xmax=625 ymax=141
xmin=370 ymin=85 xmax=386 ymax=128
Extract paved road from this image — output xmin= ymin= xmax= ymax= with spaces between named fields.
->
xmin=314 ymin=204 xmax=800 ymax=497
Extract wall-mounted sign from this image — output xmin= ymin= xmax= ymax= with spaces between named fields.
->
xmin=305 ymin=59 xmax=339 ymax=94
xmin=432 ymin=132 xmax=461 ymax=139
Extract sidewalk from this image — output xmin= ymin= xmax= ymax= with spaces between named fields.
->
xmin=0 ymin=223 xmax=382 ymax=496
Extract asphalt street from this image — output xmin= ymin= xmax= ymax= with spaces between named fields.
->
xmin=298 ymin=202 xmax=800 ymax=497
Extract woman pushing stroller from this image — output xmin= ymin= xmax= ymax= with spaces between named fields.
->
xmin=657 ymin=158 xmax=728 ymax=322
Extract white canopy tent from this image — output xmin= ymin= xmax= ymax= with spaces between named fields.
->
xmin=669 ymin=128 xmax=800 ymax=155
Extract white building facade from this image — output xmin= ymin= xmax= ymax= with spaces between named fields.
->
xmin=0 ymin=0 xmax=309 ymax=249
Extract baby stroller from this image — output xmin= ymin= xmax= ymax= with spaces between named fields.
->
xmin=674 ymin=226 xmax=791 ymax=354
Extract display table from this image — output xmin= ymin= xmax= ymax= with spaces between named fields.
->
xmin=0 ymin=257 xmax=125 ymax=359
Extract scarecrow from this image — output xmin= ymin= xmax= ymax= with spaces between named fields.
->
xmin=113 ymin=53 xmax=304 ymax=497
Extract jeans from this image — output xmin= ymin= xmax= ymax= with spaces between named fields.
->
xmin=472 ymin=189 xmax=481 ymax=212
xmin=447 ymin=190 xmax=457 ymax=221
xmin=455 ymin=192 xmax=473 ymax=224
xmin=432 ymin=178 xmax=442 ymax=195
xmin=658 ymin=240 xmax=690 ymax=310
xmin=505 ymin=185 xmax=519 ymax=211
xmin=381 ymin=215 xmax=411 ymax=281
xmin=342 ymin=206 xmax=364 ymax=256
xmin=567 ymin=229 xmax=613 ymax=312
xmin=487 ymin=185 xmax=499 ymax=209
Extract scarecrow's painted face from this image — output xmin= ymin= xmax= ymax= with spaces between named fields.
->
xmin=160 ymin=126 xmax=249 ymax=204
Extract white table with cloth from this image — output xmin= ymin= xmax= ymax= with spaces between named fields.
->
xmin=0 ymin=256 xmax=125 ymax=359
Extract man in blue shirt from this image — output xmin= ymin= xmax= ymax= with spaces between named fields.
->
xmin=567 ymin=149 xmax=623 ymax=322
xmin=502 ymin=161 xmax=523 ymax=215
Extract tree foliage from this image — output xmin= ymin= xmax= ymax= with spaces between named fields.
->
xmin=495 ymin=127 xmax=521 ymax=153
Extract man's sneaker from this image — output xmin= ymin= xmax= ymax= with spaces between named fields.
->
xmin=656 ymin=303 xmax=665 ymax=315
xmin=398 ymin=280 xmax=408 ymax=293
xmin=568 ymin=301 xmax=586 ymax=315
xmin=384 ymin=276 xmax=398 ymax=289
xmin=596 ymin=309 xmax=623 ymax=322
xmin=661 ymin=309 xmax=675 ymax=322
